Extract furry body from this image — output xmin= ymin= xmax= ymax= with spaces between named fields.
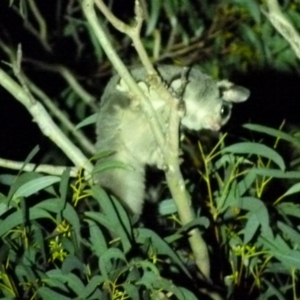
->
xmin=95 ymin=65 xmax=250 ymax=214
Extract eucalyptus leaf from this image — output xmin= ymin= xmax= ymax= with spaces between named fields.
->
xmin=280 ymin=182 xmax=300 ymax=199
xmin=63 ymin=273 xmax=85 ymax=295
xmin=277 ymin=221 xmax=300 ymax=246
xmin=37 ymin=287 xmax=70 ymax=300
xmin=244 ymin=213 xmax=260 ymax=244
xmin=77 ymin=275 xmax=105 ymax=299
xmin=122 ymin=283 xmax=139 ymax=299
xmin=13 ymin=176 xmax=60 ymax=199
xmin=91 ymin=186 xmax=131 ymax=252
xmin=135 ymin=228 xmax=191 ymax=279
xmin=75 ymin=113 xmax=97 ymax=130
xmin=277 ymin=202 xmax=300 ymax=218
xmin=20 ymin=145 xmax=40 ymax=173
xmin=62 ymin=256 xmax=85 ymax=274
xmin=0 ymin=208 xmax=52 ymax=237
xmin=244 ymin=124 xmax=300 ymax=148
xmin=99 ymin=248 xmax=127 ymax=280
xmin=85 ymin=219 xmax=108 ymax=257
xmin=62 ymin=203 xmax=82 ymax=243
xmin=222 ymin=142 xmax=285 ymax=170
xmin=250 ymin=168 xmax=300 ymax=179
xmin=146 ymin=0 xmax=161 ymax=35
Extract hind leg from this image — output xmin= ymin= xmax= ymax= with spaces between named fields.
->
xmin=95 ymin=152 xmax=146 ymax=215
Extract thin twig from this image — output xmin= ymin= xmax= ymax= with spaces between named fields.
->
xmin=0 ymin=66 xmax=93 ymax=175
xmin=25 ymin=76 xmax=96 ymax=154
xmin=0 ymin=158 xmax=78 ymax=177
xmin=24 ymin=59 xmax=98 ymax=110
xmin=0 ymin=41 xmax=96 ymax=155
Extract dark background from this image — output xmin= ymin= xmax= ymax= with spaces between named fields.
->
xmin=1 ymin=0 xmax=300 ymax=163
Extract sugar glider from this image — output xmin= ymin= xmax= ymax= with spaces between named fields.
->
xmin=95 ymin=65 xmax=250 ymax=215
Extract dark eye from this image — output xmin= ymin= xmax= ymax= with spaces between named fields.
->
xmin=220 ymin=104 xmax=231 ymax=119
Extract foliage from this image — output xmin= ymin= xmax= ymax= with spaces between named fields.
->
xmin=0 ymin=159 xmax=199 ymax=299
xmin=1 ymin=0 xmax=300 ymax=299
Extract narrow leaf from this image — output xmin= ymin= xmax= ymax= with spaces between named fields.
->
xmin=222 ymin=142 xmax=285 ymax=170
xmin=244 ymin=123 xmax=300 ymax=148
xmin=13 ymin=176 xmax=60 ymax=199
xmin=75 ymin=113 xmax=97 ymax=130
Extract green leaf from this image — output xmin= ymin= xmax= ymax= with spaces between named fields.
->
xmin=0 ymin=208 xmax=52 ymax=237
xmin=146 ymin=0 xmax=161 ymax=35
xmin=0 ymin=174 xmax=15 ymax=186
xmin=62 ymin=203 xmax=82 ymax=243
xmin=139 ymin=261 xmax=160 ymax=276
xmin=77 ymin=275 xmax=105 ymax=299
xmin=37 ymin=287 xmax=70 ymax=300
xmin=277 ymin=202 xmax=300 ymax=218
xmin=277 ymin=221 xmax=300 ymax=246
xmin=228 ymin=196 xmax=270 ymax=243
xmin=8 ymin=172 xmax=42 ymax=199
xmin=34 ymin=198 xmax=63 ymax=213
xmin=244 ymin=213 xmax=260 ymax=244
xmin=13 ymin=176 xmax=60 ymax=199
xmin=99 ymin=248 xmax=127 ymax=280
xmin=45 ymin=269 xmax=67 ymax=284
xmin=122 ymin=283 xmax=139 ymax=300
xmin=243 ymin=123 xmax=300 ymax=148
xmin=85 ymin=211 xmax=113 ymax=231
xmin=20 ymin=145 xmax=40 ymax=173
xmin=92 ymin=159 xmax=131 ymax=174
xmin=135 ymin=228 xmax=191 ymax=279
xmin=62 ymin=256 xmax=85 ymax=274
xmin=0 ymin=193 xmax=11 ymax=216
xmin=280 ymin=182 xmax=300 ymax=199
xmin=91 ymin=186 xmax=131 ymax=252
xmin=250 ymin=168 xmax=300 ymax=179
xmin=221 ymin=142 xmax=285 ymax=170
xmin=240 ymin=24 xmax=263 ymax=52
xmin=243 ymin=198 xmax=269 ymax=230
xmin=158 ymin=198 xmax=177 ymax=215
xmin=261 ymin=233 xmax=290 ymax=255
xmin=180 ymin=287 xmax=198 ymax=300
xmin=0 ymin=244 xmax=9 ymax=266
xmin=75 ymin=113 xmax=97 ymax=130
xmin=109 ymin=194 xmax=132 ymax=237
xmin=236 ymin=170 xmax=257 ymax=196
xmin=178 ymin=216 xmax=210 ymax=233
xmin=233 ymin=0 xmax=261 ymax=23
xmin=64 ymin=273 xmax=85 ymax=295
xmin=261 ymin=280 xmax=286 ymax=300
xmin=85 ymin=219 xmax=108 ymax=257
xmin=273 ymin=249 xmax=300 ymax=270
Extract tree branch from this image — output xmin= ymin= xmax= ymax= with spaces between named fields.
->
xmin=0 ymin=64 xmax=93 ymax=176
xmin=0 ymin=158 xmax=78 ymax=177
xmin=82 ymin=0 xmax=211 ymax=280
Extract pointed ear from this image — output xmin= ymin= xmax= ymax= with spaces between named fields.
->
xmin=218 ymin=80 xmax=250 ymax=103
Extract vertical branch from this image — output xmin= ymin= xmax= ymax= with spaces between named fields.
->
xmin=83 ymin=0 xmax=211 ymax=279
xmin=82 ymin=0 xmax=165 ymax=149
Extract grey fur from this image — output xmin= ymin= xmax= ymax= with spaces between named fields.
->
xmin=95 ymin=65 xmax=250 ymax=215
